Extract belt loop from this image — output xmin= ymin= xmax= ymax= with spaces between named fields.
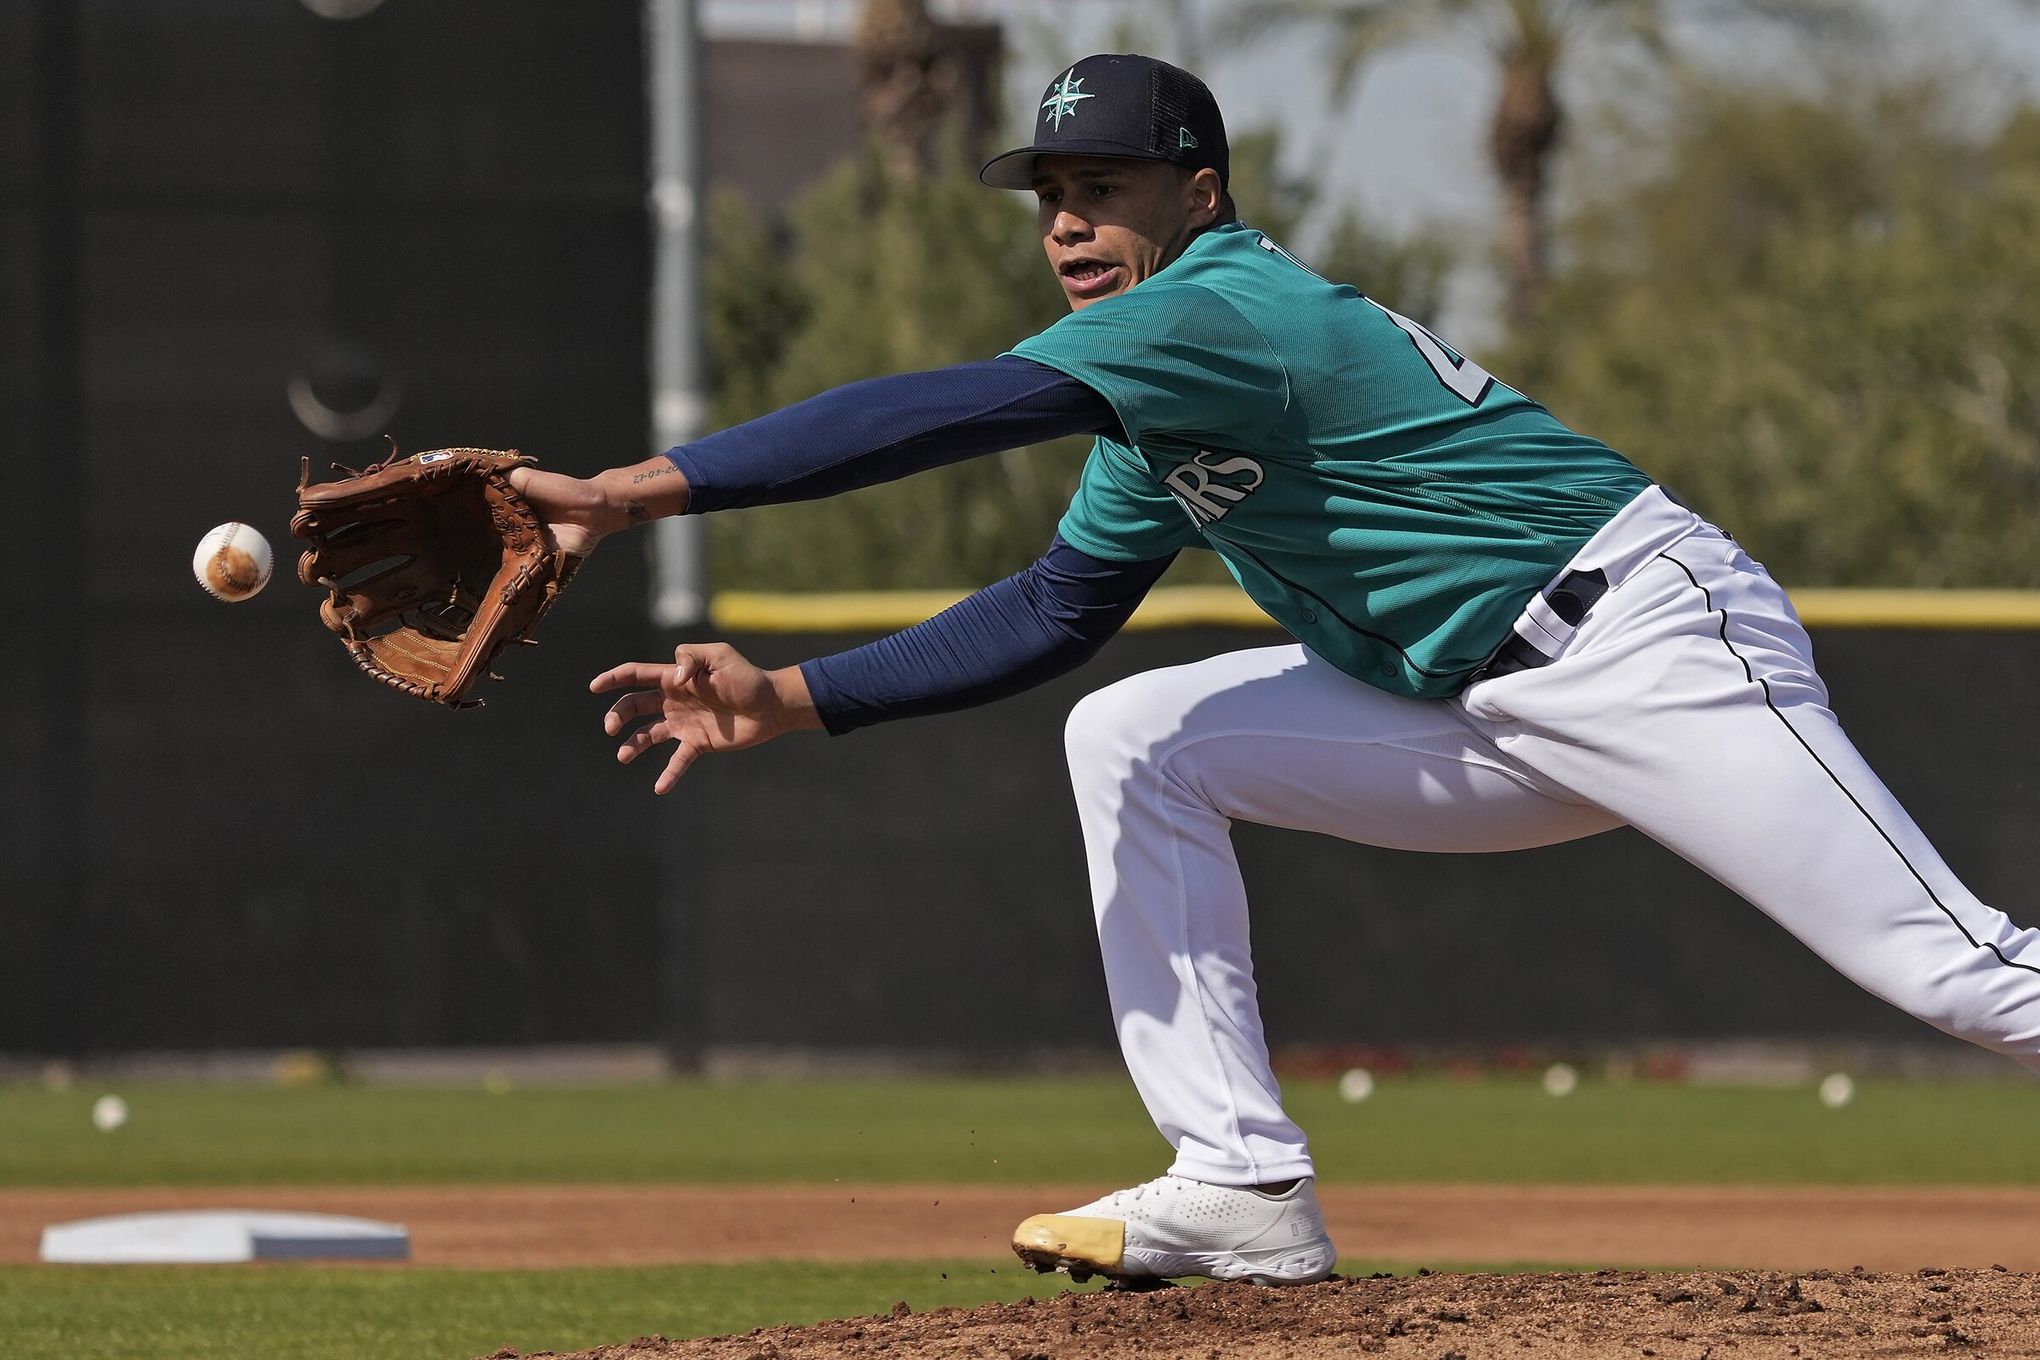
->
xmin=1469 ymin=567 xmax=1610 ymax=687
xmin=1544 ymin=567 xmax=1607 ymax=627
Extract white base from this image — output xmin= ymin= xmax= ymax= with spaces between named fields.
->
xmin=40 ymin=1210 xmax=410 ymax=1264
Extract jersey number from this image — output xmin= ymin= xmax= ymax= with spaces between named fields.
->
xmin=1367 ymin=300 xmax=1494 ymax=406
xmin=1254 ymin=234 xmax=1495 ymax=408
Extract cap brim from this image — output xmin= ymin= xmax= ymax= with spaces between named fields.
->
xmin=978 ymin=142 xmax=1173 ymax=190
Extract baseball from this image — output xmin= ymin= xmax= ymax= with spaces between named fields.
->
xmin=91 ymin=1094 xmax=128 ymax=1132
xmin=1818 ymin=1072 xmax=1855 ymax=1108
xmin=1335 ymin=1068 xmax=1375 ymax=1103
xmin=192 ymin=522 xmax=273 ymax=602
xmin=1541 ymin=1062 xmax=1579 ymax=1097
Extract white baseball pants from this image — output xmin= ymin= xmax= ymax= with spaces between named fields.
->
xmin=1065 ymin=487 xmax=2040 ymax=1186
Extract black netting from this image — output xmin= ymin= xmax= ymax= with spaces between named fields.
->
xmin=1149 ymin=63 xmax=1191 ymax=158
xmin=1146 ymin=61 xmax=1226 ymax=183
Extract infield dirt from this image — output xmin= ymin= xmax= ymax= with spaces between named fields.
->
xmin=10 ymin=1184 xmax=2040 ymax=1271
xmin=528 ymin=1267 xmax=2040 ymax=1359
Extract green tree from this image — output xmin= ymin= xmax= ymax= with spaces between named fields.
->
xmin=703 ymin=191 xmax=806 ymax=433
xmin=705 ymin=151 xmax=1082 ymax=591
xmin=1524 ymin=80 xmax=2040 ymax=585
xmin=1227 ymin=127 xmax=1454 ymax=323
xmin=1230 ymin=0 xmax=1860 ymax=332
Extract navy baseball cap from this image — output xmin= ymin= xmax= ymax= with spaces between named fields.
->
xmin=979 ymin=53 xmax=1229 ymax=192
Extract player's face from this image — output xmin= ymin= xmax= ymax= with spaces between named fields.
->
xmin=1032 ymin=157 xmax=1222 ymax=310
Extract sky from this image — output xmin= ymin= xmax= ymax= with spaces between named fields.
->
xmin=703 ymin=0 xmax=2040 ymax=335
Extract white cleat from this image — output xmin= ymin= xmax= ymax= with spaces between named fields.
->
xmin=1012 ymin=1174 xmax=1336 ymax=1286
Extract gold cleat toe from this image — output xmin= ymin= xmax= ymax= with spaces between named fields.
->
xmin=1011 ymin=1213 xmax=1126 ymax=1274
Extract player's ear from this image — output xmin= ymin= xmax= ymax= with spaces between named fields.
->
xmin=1185 ymin=167 xmax=1223 ymax=229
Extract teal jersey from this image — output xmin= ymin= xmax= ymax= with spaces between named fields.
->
xmin=1007 ymin=221 xmax=1651 ymax=699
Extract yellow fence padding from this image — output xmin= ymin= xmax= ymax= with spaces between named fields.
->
xmin=710 ymin=587 xmax=2040 ymax=634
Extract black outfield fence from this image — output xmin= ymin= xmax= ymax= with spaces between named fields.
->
xmin=7 ymin=606 xmax=2038 ymax=1059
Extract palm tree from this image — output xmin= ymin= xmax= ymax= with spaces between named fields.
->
xmin=854 ymin=0 xmax=950 ymax=184
xmin=1230 ymin=0 xmax=1859 ymax=333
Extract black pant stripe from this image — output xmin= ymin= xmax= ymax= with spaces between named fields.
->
xmin=1657 ymin=551 xmax=2040 ymax=977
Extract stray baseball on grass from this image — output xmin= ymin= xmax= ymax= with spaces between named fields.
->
xmin=1542 ymin=1062 xmax=1579 ymax=1097
xmin=1819 ymin=1072 xmax=1855 ymax=1108
xmin=1335 ymin=1068 xmax=1374 ymax=1103
xmin=90 ymin=1094 xmax=128 ymax=1132
xmin=192 ymin=521 xmax=272 ymax=601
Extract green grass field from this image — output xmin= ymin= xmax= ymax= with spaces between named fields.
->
xmin=3 ymin=1074 xmax=2037 ymax=1188
xmin=5 ymin=1073 xmax=2036 ymax=1360
xmin=0 ymin=1260 xmax=1094 ymax=1360
xmin=2 ymin=1256 xmax=1576 ymax=1360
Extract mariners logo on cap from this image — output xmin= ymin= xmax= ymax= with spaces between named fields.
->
xmin=980 ymin=53 xmax=1229 ymax=191
xmin=1041 ymin=69 xmax=1094 ymax=130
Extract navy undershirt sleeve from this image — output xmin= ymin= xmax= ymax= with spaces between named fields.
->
xmin=665 ymin=355 xmax=1123 ymax=512
xmin=799 ymin=535 xmax=1174 ymax=734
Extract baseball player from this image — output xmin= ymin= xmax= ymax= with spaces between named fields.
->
xmin=516 ymin=54 xmax=2040 ymax=1287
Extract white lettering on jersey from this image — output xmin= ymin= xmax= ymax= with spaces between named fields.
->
xmin=1164 ymin=450 xmax=1265 ymax=524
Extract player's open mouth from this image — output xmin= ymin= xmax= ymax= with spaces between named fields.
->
xmin=1060 ymin=259 xmax=1122 ymax=297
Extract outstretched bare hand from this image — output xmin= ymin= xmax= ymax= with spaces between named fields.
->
xmin=590 ymin=642 xmax=821 ymax=793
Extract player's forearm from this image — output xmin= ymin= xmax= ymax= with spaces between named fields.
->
xmin=514 ymin=457 xmax=693 ymax=553
xmin=799 ymin=537 xmax=1172 ymax=734
xmin=765 ymin=662 xmax=826 ymax=735
xmin=590 ymin=456 xmax=692 ymax=525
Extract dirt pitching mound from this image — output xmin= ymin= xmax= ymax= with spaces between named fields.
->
xmin=526 ymin=1267 xmax=2040 ymax=1360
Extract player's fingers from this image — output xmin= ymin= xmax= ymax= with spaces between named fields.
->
xmin=603 ymin=689 xmax=664 ymax=737
xmin=653 ymin=739 xmax=703 ymax=795
xmin=670 ymin=642 xmax=746 ymax=691
xmin=615 ymin=722 xmax=669 ymax=766
xmin=669 ymin=644 xmax=713 ymax=689
xmin=590 ymin=662 xmax=668 ymax=694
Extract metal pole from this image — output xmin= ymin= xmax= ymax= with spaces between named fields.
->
xmin=647 ymin=0 xmax=710 ymax=628
xmin=645 ymin=0 xmax=711 ymax=1073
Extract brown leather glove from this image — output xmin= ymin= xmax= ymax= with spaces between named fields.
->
xmin=292 ymin=443 xmax=580 ymax=709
